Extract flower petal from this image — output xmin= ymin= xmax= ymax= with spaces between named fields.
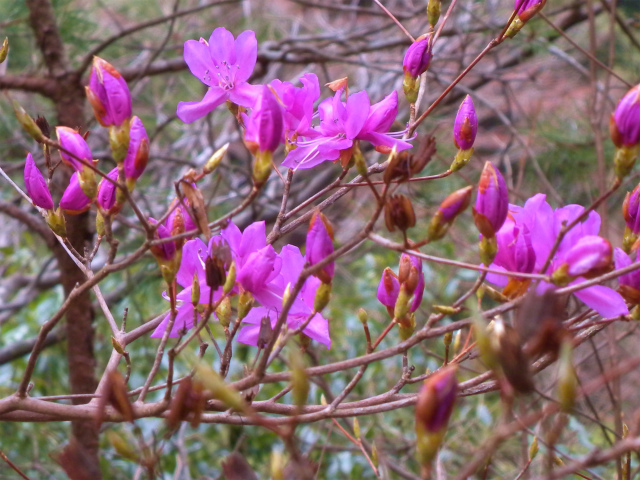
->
xmin=177 ymin=86 xmax=227 ymax=123
xmin=209 ymin=27 xmax=236 ymax=66
xmin=183 ymin=39 xmax=214 ymax=86
xmin=573 ymin=284 xmax=629 ymax=318
xmin=234 ymin=30 xmax=257 ymax=82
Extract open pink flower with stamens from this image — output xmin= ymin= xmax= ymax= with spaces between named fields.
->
xmin=177 ymin=28 xmax=261 ymax=123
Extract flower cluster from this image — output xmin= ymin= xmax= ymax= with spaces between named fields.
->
xmin=487 ymin=194 xmax=628 ymax=318
xmin=177 ymin=28 xmax=413 ymax=172
xmin=152 ymin=220 xmax=332 ymax=348
xmin=23 ymin=58 xmax=149 ymax=232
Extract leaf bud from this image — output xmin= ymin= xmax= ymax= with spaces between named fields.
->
xmin=216 ymin=297 xmax=232 ymax=328
xmin=238 ymin=291 xmax=254 ymax=320
xmin=557 ymin=340 xmax=577 ymax=412
xmin=0 ymin=37 xmax=8 ymax=64
xmin=353 ymin=418 xmax=361 ymax=440
xmin=204 ymin=143 xmax=229 ymax=174
xmin=290 ymin=349 xmax=309 ymax=408
xmin=529 ymin=437 xmax=539 ymax=460
xmin=314 ymin=281 xmax=332 ymax=312
xmin=223 ymin=261 xmax=236 ymax=294
xmin=194 ymin=361 xmax=248 ymax=413
xmin=427 ymin=0 xmax=441 ymax=27
xmin=12 ymin=99 xmax=45 ymax=143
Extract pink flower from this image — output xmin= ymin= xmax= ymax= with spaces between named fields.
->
xmin=86 ymin=57 xmax=132 ymax=128
xmin=270 ymin=73 xmax=321 ymax=141
xmin=487 ymin=194 xmax=628 ymax=318
xmin=176 ymin=28 xmax=261 ymax=123
xmin=24 ymin=153 xmax=53 ymax=210
xmin=283 ymin=89 xmax=412 ymax=170
xmin=236 ymin=245 xmax=331 ymax=348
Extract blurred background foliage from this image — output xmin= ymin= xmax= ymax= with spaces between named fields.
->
xmin=1 ymin=0 xmax=640 ymax=478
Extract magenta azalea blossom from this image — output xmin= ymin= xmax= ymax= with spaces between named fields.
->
xmin=151 ymin=222 xmax=331 ymax=348
xmin=487 ymin=194 xmax=628 ymax=318
xmin=177 ymin=28 xmax=261 ymax=123
xmin=151 ymin=237 xmax=228 ymax=338
xmin=270 ymin=73 xmax=321 ymax=142
xmin=236 ymin=245 xmax=330 ymax=349
xmin=282 ymin=89 xmax=412 ymax=170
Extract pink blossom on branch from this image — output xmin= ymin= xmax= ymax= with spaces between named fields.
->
xmin=282 ymin=89 xmax=412 ymax=170
xmin=176 ymin=28 xmax=261 ymax=123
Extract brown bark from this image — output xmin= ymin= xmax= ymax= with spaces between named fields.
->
xmin=25 ymin=0 xmax=101 ymax=475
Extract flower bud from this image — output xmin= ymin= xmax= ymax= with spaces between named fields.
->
xmin=123 ymin=116 xmax=149 ymax=184
xmin=473 ymin=161 xmax=508 ymax=238
xmin=506 ymin=0 xmax=547 ymax=38
xmin=56 ymin=126 xmax=93 ymax=172
xmin=415 ymin=365 xmax=458 ymax=466
xmin=377 ymin=268 xmax=400 ymax=308
xmin=97 ymin=167 xmax=120 ymax=214
xmin=245 ymin=86 xmax=284 ymax=153
xmin=306 ymin=211 xmax=335 ymax=283
xmin=24 ymin=153 xmax=53 ymax=210
xmin=427 ymin=186 xmax=472 ymax=241
xmin=403 ymin=34 xmax=432 ymax=78
xmin=611 ymin=85 xmax=640 ymax=149
xmin=623 ymin=184 xmax=640 ymax=252
xmin=86 ymin=57 xmax=132 ymax=128
xmin=551 ymin=235 xmax=613 ymax=285
xmin=148 ymin=218 xmax=177 ymax=262
xmin=402 ymin=34 xmax=432 ymax=104
xmin=453 ymin=95 xmax=477 ymax=151
xmin=615 ymin=248 xmax=640 ymax=304
xmin=59 ymin=173 xmax=92 ymax=214
xmin=384 ymin=194 xmax=416 ymax=233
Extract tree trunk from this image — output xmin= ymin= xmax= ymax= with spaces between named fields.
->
xmin=25 ymin=0 xmax=101 ymax=475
